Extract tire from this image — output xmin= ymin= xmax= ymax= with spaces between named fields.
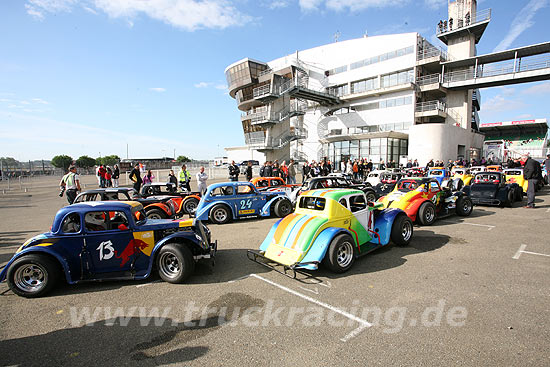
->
xmin=456 ymin=196 xmax=473 ymax=216
xmin=7 ymin=254 xmax=59 ymax=298
xmin=156 ymin=243 xmax=195 ymax=283
xmin=274 ymin=199 xmax=293 ymax=218
xmin=417 ymin=201 xmax=436 ymax=226
xmin=209 ymin=204 xmax=231 ymax=224
xmin=515 ymin=187 xmax=522 ymax=202
xmin=183 ymin=197 xmax=199 ymax=215
xmin=390 ymin=214 xmax=413 ymax=246
xmin=365 ymin=191 xmax=376 ymax=203
xmin=323 ymin=234 xmax=356 ymax=273
xmin=146 ymin=208 xmax=167 ymax=220
xmin=506 ymin=190 xmax=514 ymax=207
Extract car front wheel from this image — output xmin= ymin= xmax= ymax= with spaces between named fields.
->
xmin=456 ymin=196 xmax=473 ymax=216
xmin=274 ymin=199 xmax=293 ymax=218
xmin=157 ymin=244 xmax=195 ymax=283
xmin=418 ymin=201 xmax=436 ymax=225
xmin=183 ymin=197 xmax=199 ymax=215
xmin=7 ymin=254 xmax=59 ymax=298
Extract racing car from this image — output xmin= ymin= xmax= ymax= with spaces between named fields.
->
xmin=248 ymin=189 xmax=412 ymax=275
xmin=195 ymin=182 xmax=293 ymax=224
xmin=248 ymin=176 xmax=300 ymax=195
xmin=462 ymin=172 xmax=521 ymax=206
xmin=74 ymin=188 xmax=192 ymax=220
xmin=140 ymin=183 xmax=202 ymax=215
xmin=451 ymin=167 xmax=474 ymax=186
xmin=378 ymin=177 xmax=473 ymax=225
xmin=373 ymin=172 xmax=404 ymax=198
xmin=365 ymin=170 xmax=389 ymax=187
xmin=0 ymin=201 xmax=217 ymax=297
xmin=289 ymin=176 xmax=377 ymax=204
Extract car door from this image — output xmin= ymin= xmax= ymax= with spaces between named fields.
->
xmin=83 ymin=210 xmax=135 ymax=276
xmin=235 ymin=183 xmax=263 ymax=217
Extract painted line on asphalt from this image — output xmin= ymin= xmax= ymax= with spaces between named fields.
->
xmin=250 ymin=273 xmax=371 ymax=342
xmin=513 ymin=244 xmax=550 ymax=260
xmin=440 ymin=220 xmax=495 ymax=230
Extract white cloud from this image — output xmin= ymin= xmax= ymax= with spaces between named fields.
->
xmin=493 ymin=0 xmax=549 ymax=52
xmin=31 ymin=98 xmax=50 ymax=104
xmin=514 ymin=113 xmax=533 ymax=120
xmin=267 ymin=0 xmax=290 ymax=9
xmin=300 ymin=0 xmax=407 ymax=12
xmin=25 ymin=0 xmax=253 ymax=31
xmin=522 ymin=81 xmax=550 ymax=95
xmin=423 ymin=0 xmax=445 ymax=9
xmin=483 ymin=94 xmax=526 ymax=113
xmin=20 ymin=101 xmax=31 ymax=105
xmin=92 ymin=0 xmax=253 ymax=31
xmin=194 ymin=82 xmax=211 ymax=88
xmin=25 ymin=0 xmax=77 ymax=19
xmin=215 ymin=84 xmax=228 ymax=90
xmin=149 ymin=87 xmax=166 ymax=92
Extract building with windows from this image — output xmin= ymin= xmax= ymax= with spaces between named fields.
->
xmin=225 ymin=0 xmax=549 ymax=167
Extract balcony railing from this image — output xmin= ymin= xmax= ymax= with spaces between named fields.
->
xmin=415 ymin=101 xmax=446 ymax=113
xmin=416 ymin=74 xmax=441 ymax=86
xmin=436 ymin=8 xmax=491 ymax=35
xmin=417 ymin=47 xmax=450 ymax=62
xmin=258 ymin=68 xmax=272 ymax=78
xmin=245 ymin=128 xmax=307 ymax=149
xmin=253 ymin=84 xmax=272 ymax=98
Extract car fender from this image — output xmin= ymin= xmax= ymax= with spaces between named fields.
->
xmin=260 ymin=195 xmax=287 ymax=217
xmin=300 ymin=227 xmax=355 ymax=265
xmin=145 ymin=202 xmax=171 ymax=216
xmin=497 ymin=186 xmax=510 ymax=202
xmin=370 ymin=208 xmax=403 ymax=245
xmin=462 ymin=185 xmax=471 ymax=196
xmin=195 ymin=201 xmax=234 ymax=221
xmin=401 ymin=197 xmax=430 ymax=222
xmin=259 ymin=218 xmax=283 ymax=251
xmin=0 ymin=247 xmax=74 ymax=284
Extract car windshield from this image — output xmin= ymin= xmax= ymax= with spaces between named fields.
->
xmin=430 ymin=170 xmax=444 ymax=176
xmin=475 ymin=173 xmax=500 ymax=182
xmin=397 ymin=180 xmax=419 ymax=191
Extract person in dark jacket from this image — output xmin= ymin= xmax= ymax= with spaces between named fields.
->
xmin=522 ymin=154 xmax=542 ymax=208
xmin=245 ymin=161 xmax=253 ymax=181
xmin=129 ymin=163 xmax=142 ymax=192
xmin=228 ymin=161 xmax=239 ymax=181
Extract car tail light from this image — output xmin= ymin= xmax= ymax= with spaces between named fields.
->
xmin=474 ymin=179 xmax=480 ymax=183
xmin=493 ymin=180 xmax=500 ymax=183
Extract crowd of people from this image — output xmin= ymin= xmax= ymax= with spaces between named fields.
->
xmin=95 ymin=164 xmax=120 ymax=188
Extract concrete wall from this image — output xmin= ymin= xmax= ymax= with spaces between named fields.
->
xmin=408 ymin=123 xmax=484 ymax=165
xmin=225 ymin=147 xmax=266 ymax=164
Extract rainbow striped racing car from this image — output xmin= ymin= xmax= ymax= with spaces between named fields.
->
xmin=247 ymin=189 xmax=413 ymax=275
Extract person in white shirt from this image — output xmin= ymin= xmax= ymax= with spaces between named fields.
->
xmin=196 ymin=166 xmax=208 ymax=196
xmin=60 ymin=165 xmax=81 ymax=204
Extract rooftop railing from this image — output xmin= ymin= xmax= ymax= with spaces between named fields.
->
xmin=417 ymin=47 xmax=450 ymax=62
xmin=436 ymin=8 xmax=491 ymax=35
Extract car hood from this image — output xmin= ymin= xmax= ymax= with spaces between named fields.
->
xmin=470 ymin=184 xmax=498 ymax=198
xmin=17 ymin=233 xmax=54 ymax=253
xmin=263 ymin=213 xmax=328 ymax=266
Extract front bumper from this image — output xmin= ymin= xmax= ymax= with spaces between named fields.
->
xmin=246 ymin=250 xmax=319 ymax=279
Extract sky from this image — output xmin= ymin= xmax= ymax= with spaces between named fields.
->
xmin=1 ymin=0 xmax=549 ymax=161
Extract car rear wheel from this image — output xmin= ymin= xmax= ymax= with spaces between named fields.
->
xmin=391 ymin=214 xmax=413 ymax=246
xmin=209 ymin=204 xmax=231 ymax=224
xmin=323 ymin=234 xmax=356 ymax=273
xmin=183 ymin=197 xmax=199 ymax=215
xmin=7 ymin=254 xmax=59 ymax=298
xmin=146 ymin=208 xmax=167 ymax=220
xmin=274 ymin=199 xmax=293 ymax=218
xmin=506 ymin=190 xmax=514 ymax=207
xmin=456 ymin=196 xmax=473 ymax=216
xmin=515 ymin=187 xmax=523 ymax=202
xmin=157 ymin=243 xmax=194 ymax=283
xmin=418 ymin=201 xmax=436 ymax=226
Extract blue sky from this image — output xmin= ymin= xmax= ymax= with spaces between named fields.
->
xmin=1 ymin=0 xmax=549 ymax=161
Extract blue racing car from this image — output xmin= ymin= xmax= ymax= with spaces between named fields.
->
xmin=195 ymin=182 xmax=293 ymax=224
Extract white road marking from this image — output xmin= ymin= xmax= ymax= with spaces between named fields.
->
xmin=298 ymin=286 xmax=319 ymax=295
xmin=250 ymin=274 xmax=371 ymax=342
xmin=513 ymin=244 xmax=550 ymax=259
xmin=306 ymin=278 xmax=331 ymax=288
xmin=440 ymin=220 xmax=495 ymax=230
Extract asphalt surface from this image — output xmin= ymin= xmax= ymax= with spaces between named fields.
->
xmin=0 ymin=176 xmax=549 ymax=366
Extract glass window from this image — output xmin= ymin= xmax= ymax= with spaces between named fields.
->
xmin=386 ymin=99 xmax=395 ymax=108
xmin=210 ymin=186 xmax=234 ymax=196
xmin=85 ymin=211 xmax=127 ymax=232
xmin=339 ymin=198 xmax=348 ymax=209
xmin=61 ymin=213 xmax=81 ymax=233
xmin=395 ymin=98 xmax=404 ymax=107
xmin=404 ymin=96 xmax=413 ymax=105
xmin=349 ymin=195 xmax=367 ymax=212
xmin=370 ymin=56 xmax=379 ymax=64
xmin=429 ymin=182 xmax=440 ymax=192
xmin=390 ymin=73 xmax=398 ymax=86
xmin=381 ymin=75 xmax=390 ymax=88
xmin=379 ymin=100 xmax=386 ymax=108
xmin=405 ymin=46 xmax=414 ymax=54
xmin=380 ymin=53 xmax=388 ymax=61
xmin=398 ymin=71 xmax=408 ymax=84
xmin=300 ymin=196 xmax=326 ymax=211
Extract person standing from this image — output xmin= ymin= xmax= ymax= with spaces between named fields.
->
xmin=112 ymin=164 xmax=120 ymax=188
xmin=544 ymin=154 xmax=550 ymax=183
xmin=98 ymin=164 xmax=107 ymax=188
xmin=143 ymin=169 xmax=155 ymax=185
xmin=522 ymin=154 xmax=542 ymax=208
xmin=287 ymin=159 xmax=297 ymax=184
xmin=272 ymin=162 xmax=280 ymax=178
xmin=228 ymin=161 xmax=239 ymax=181
xmin=179 ymin=164 xmax=192 ymax=191
xmin=59 ymin=165 xmax=81 ymax=205
xmin=129 ymin=162 xmax=143 ymax=193
xmin=245 ymin=161 xmax=253 ymax=181
xmin=196 ymin=166 xmax=208 ymax=195
xmin=105 ymin=167 xmax=113 ymax=187
xmin=168 ymin=170 xmax=178 ymax=186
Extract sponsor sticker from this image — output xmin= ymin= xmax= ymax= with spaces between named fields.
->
xmin=239 ymin=209 xmax=255 ymax=215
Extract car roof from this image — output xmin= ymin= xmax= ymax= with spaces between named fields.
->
xmin=78 ymin=188 xmax=134 ymax=195
xmin=399 ymin=177 xmax=434 ymax=184
xmin=208 ymin=181 xmax=253 ymax=189
xmin=301 ymin=188 xmax=363 ymax=201
xmin=67 ymin=201 xmax=139 ymax=210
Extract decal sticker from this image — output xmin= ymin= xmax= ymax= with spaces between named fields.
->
xmin=239 ymin=199 xmax=253 ymax=210
xmin=239 ymin=209 xmax=255 ymax=215
xmin=97 ymin=240 xmax=115 ymax=260
xmin=115 ymin=239 xmax=149 ymax=267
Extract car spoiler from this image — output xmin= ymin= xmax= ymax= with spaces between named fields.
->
xmin=192 ymin=218 xmax=210 ymax=250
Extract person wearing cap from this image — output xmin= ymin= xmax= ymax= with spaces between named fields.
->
xmin=521 ymin=153 xmax=542 ymax=208
xmin=60 ymin=165 xmax=81 ymax=204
